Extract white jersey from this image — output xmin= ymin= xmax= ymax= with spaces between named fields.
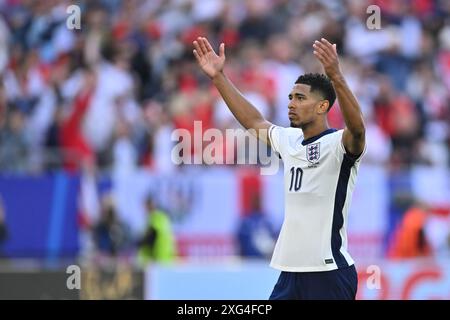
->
xmin=268 ymin=125 xmax=364 ymax=272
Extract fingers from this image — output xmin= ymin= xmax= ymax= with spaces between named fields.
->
xmin=313 ymin=39 xmax=335 ymax=56
xmin=313 ymin=42 xmax=330 ymax=64
xmin=193 ymin=40 xmax=204 ymax=58
xmin=313 ymin=41 xmax=328 ymax=56
xmin=193 ymin=38 xmax=208 ymax=56
xmin=219 ymin=43 xmax=225 ymax=58
xmin=313 ymin=38 xmax=338 ymax=65
xmin=193 ymin=48 xmax=202 ymax=63
xmin=198 ymin=37 xmax=209 ymax=55
xmin=320 ymin=38 xmax=334 ymax=49
xmin=193 ymin=36 xmax=225 ymax=62
xmin=193 ymin=37 xmax=220 ymax=57
xmin=203 ymin=37 xmax=214 ymax=52
xmin=313 ymin=49 xmax=326 ymax=65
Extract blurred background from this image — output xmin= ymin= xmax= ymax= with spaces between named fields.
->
xmin=0 ymin=0 xmax=449 ymax=299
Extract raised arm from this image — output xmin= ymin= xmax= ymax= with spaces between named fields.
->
xmin=193 ymin=37 xmax=273 ymax=145
xmin=313 ymin=38 xmax=366 ymax=157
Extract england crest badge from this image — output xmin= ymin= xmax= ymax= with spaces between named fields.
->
xmin=306 ymin=142 xmax=320 ymax=163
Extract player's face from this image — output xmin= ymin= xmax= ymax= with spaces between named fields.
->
xmin=288 ymin=84 xmax=323 ymax=128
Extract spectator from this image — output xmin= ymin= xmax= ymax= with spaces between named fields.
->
xmin=0 ymin=0 xmax=447 ymax=173
xmin=93 ymin=192 xmax=130 ymax=257
xmin=0 ymin=107 xmax=28 ymax=172
xmin=424 ymin=207 xmax=450 ymax=256
xmin=236 ymin=196 xmax=277 ymax=259
xmin=387 ymin=202 xmax=432 ymax=259
xmin=60 ymin=67 xmax=96 ymax=171
xmin=0 ymin=0 xmax=448 ymax=265
xmin=137 ymin=196 xmax=177 ymax=265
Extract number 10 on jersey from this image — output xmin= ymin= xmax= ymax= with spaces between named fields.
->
xmin=289 ymin=167 xmax=303 ymax=192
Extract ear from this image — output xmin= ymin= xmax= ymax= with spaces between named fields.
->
xmin=317 ymin=100 xmax=329 ymax=114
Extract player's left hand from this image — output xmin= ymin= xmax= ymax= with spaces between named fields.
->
xmin=313 ymin=38 xmax=342 ymax=80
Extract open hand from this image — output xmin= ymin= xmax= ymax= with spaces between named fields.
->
xmin=193 ymin=37 xmax=225 ymax=79
xmin=313 ymin=38 xmax=342 ymax=80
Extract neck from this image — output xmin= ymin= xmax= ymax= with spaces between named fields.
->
xmin=300 ymin=121 xmax=329 ymax=141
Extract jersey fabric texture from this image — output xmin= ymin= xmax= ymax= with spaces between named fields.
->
xmin=268 ymin=125 xmax=365 ymax=272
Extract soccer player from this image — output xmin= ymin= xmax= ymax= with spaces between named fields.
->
xmin=193 ymin=37 xmax=366 ymax=300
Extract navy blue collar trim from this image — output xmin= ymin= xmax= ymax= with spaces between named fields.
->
xmin=301 ymin=128 xmax=337 ymax=146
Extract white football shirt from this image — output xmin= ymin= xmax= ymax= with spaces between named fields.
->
xmin=268 ymin=125 xmax=364 ymax=272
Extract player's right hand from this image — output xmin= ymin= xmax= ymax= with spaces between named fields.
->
xmin=193 ymin=37 xmax=225 ymax=79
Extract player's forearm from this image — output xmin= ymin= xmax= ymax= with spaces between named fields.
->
xmin=212 ymin=71 xmax=265 ymax=129
xmin=330 ymin=75 xmax=365 ymax=137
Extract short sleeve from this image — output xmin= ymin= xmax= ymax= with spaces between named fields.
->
xmin=335 ymin=129 xmax=367 ymax=163
xmin=268 ymin=125 xmax=282 ymax=155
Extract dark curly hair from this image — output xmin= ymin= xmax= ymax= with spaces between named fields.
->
xmin=295 ymin=73 xmax=336 ymax=111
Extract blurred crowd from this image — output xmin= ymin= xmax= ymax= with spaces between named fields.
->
xmin=0 ymin=0 xmax=450 ymax=261
xmin=0 ymin=0 xmax=449 ymax=174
